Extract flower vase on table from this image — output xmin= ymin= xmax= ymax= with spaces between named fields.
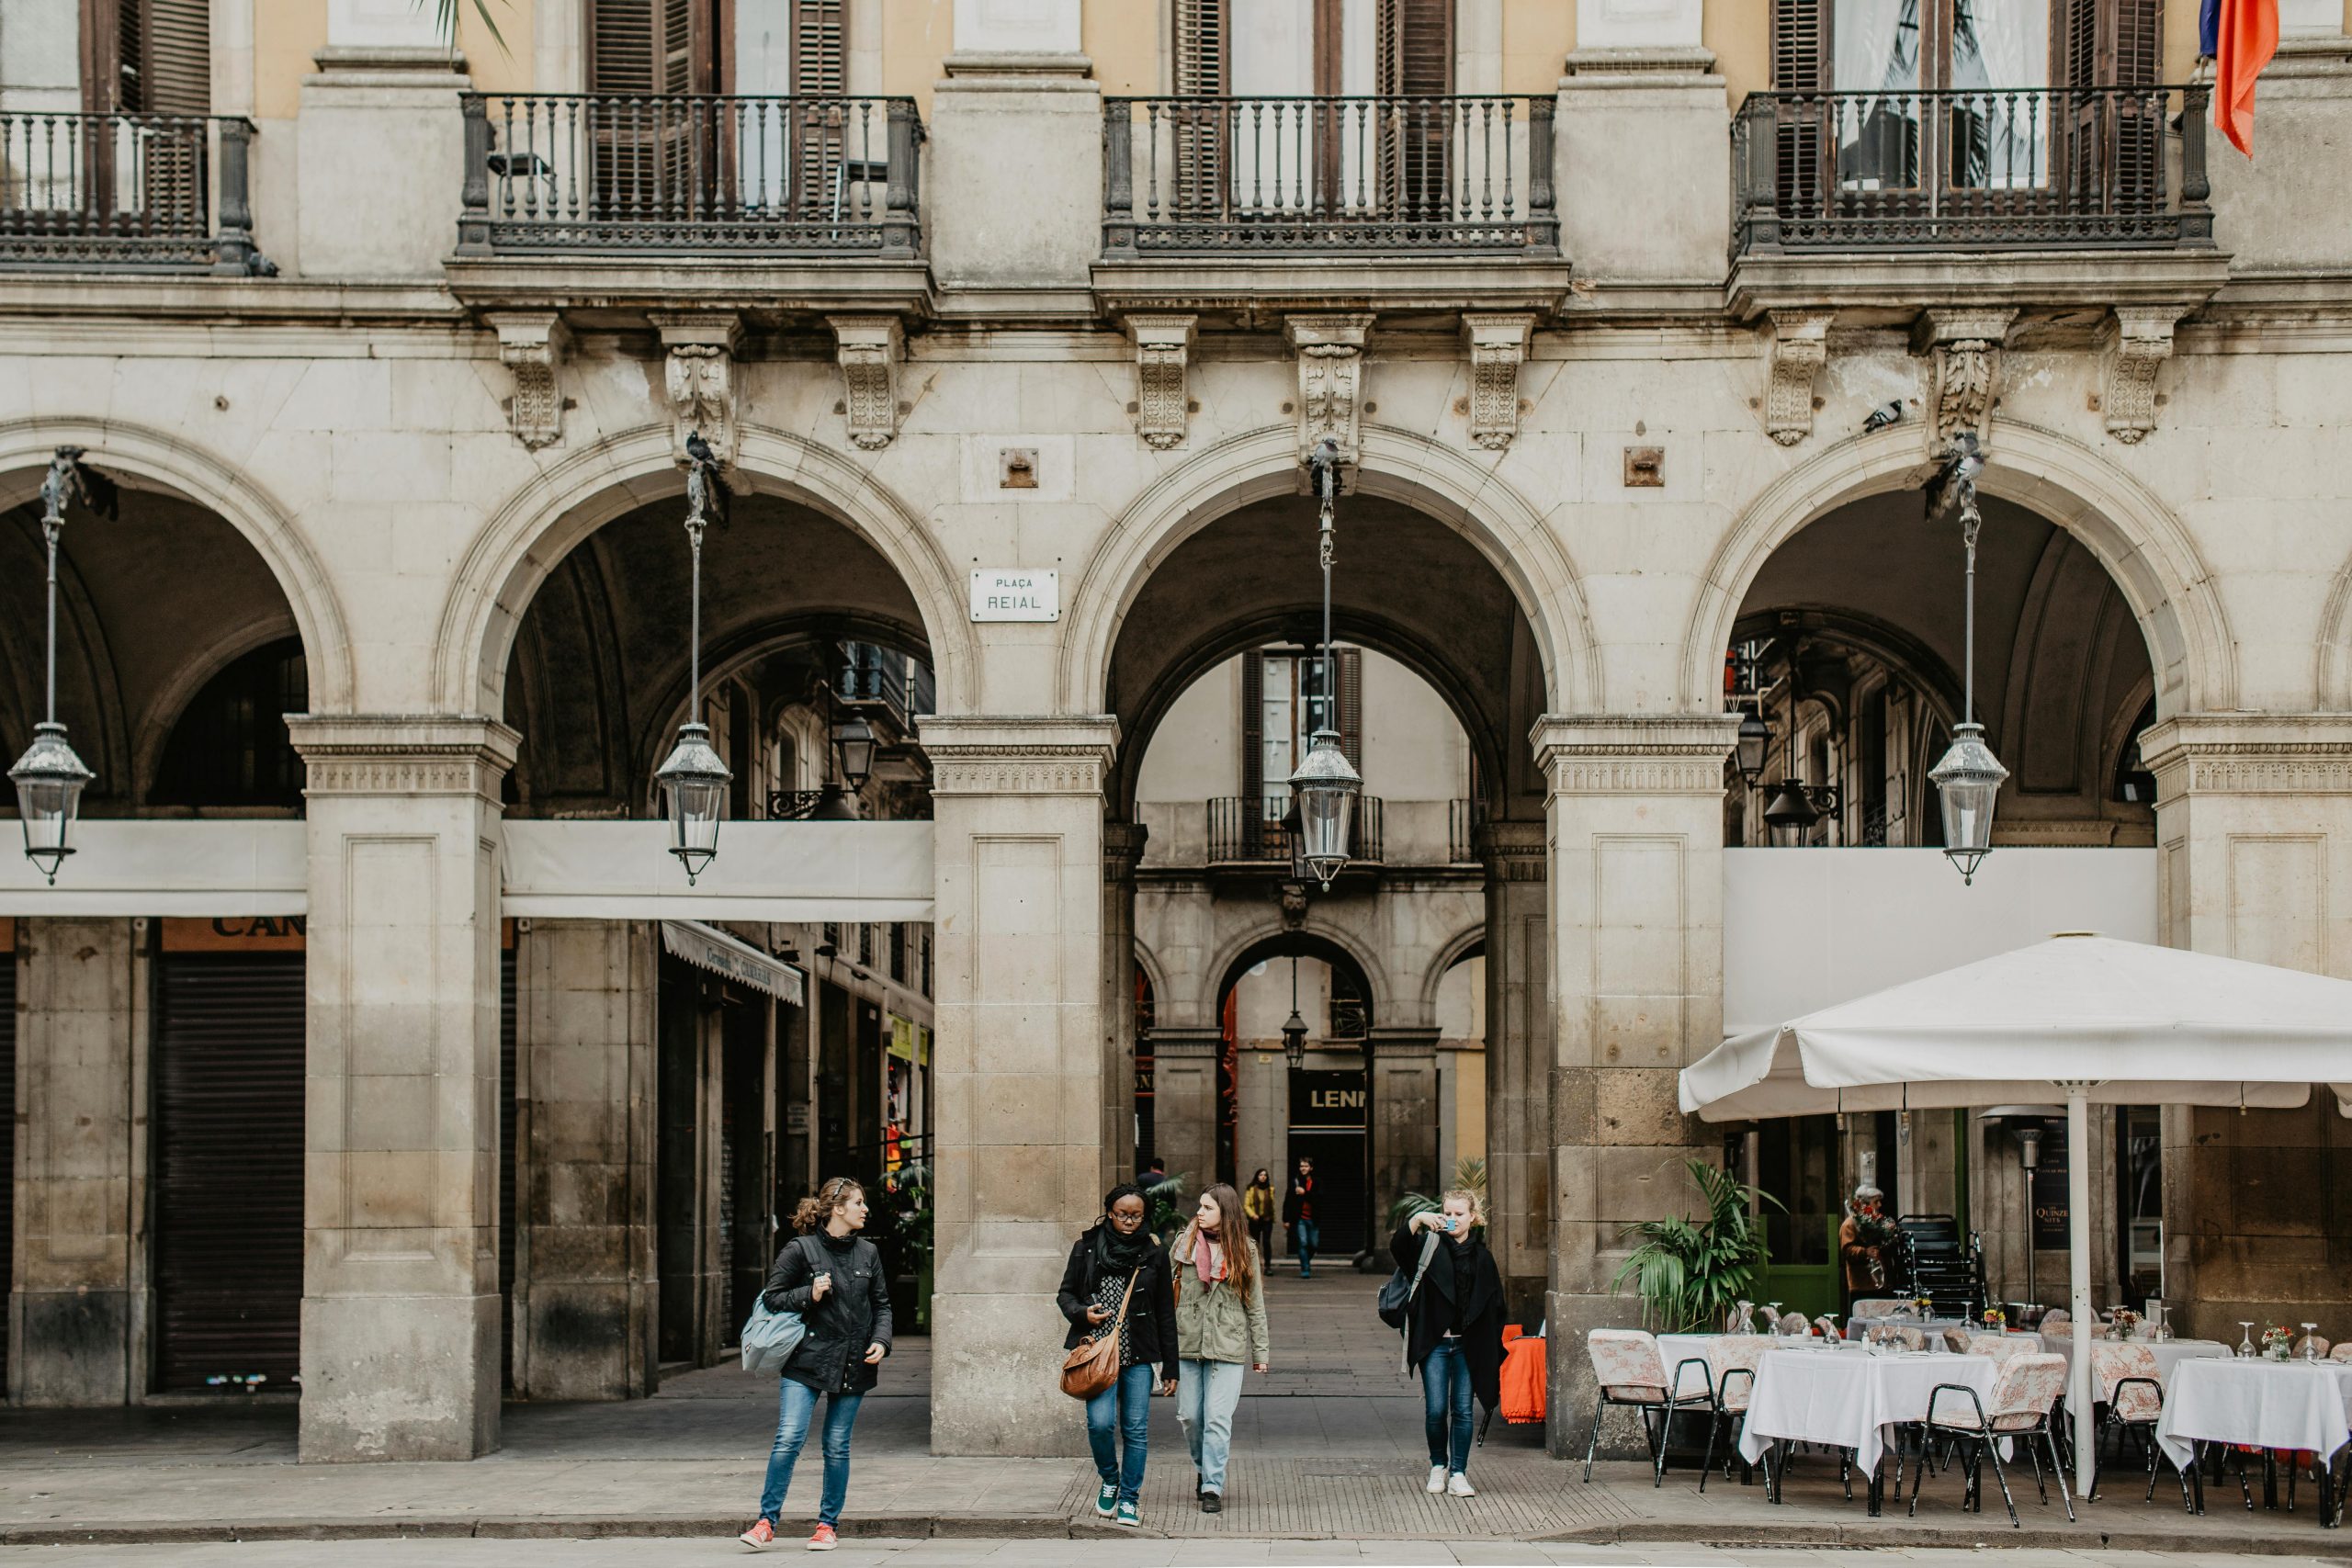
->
xmin=2261 ymin=1325 xmax=2295 ymax=1362
xmin=2108 ymin=1308 xmax=2140 ymax=1341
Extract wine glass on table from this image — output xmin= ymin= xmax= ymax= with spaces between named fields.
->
xmin=2237 ymin=1322 xmax=2256 ymax=1359
xmin=2301 ymin=1323 xmax=2322 ymax=1363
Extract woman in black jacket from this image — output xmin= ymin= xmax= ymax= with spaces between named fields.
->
xmin=1057 ymin=1182 xmax=1180 ymax=1529
xmin=738 ymin=1177 xmax=893 ymax=1552
xmin=1393 ymin=1190 xmax=1505 ymax=1499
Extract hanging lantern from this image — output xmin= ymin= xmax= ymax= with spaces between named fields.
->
xmin=1281 ymin=1008 xmax=1309 ymax=1070
xmin=1287 ymin=728 xmax=1361 ymax=889
xmin=1736 ymin=709 xmax=1770 ymax=787
xmin=831 ymin=714 xmax=877 ymax=791
xmin=1929 ymin=721 xmax=2007 ymax=885
xmin=10 ymin=721 xmax=94 ymax=885
xmin=654 ymin=721 xmax=730 ymax=883
xmin=1760 ymin=779 xmax=1820 ymax=847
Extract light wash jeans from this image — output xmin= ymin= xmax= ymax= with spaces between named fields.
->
xmin=1084 ymin=1362 xmax=1156 ymax=1505
xmin=1176 ymin=1357 xmax=1247 ymax=1495
xmin=758 ymin=1378 xmax=865 ymax=1528
xmin=1421 ymin=1337 xmax=1475 ymax=1472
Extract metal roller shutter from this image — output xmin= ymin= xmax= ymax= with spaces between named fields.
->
xmin=153 ymin=953 xmax=304 ymax=1393
xmin=1 ymin=950 xmax=14 ymax=1381
xmin=500 ymin=949 xmax=517 ymax=1392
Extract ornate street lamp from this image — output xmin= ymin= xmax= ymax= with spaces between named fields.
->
xmin=831 ymin=712 xmax=876 ymax=792
xmin=1288 ymin=437 xmax=1362 ymax=891
xmin=1925 ymin=433 xmax=2007 ymax=884
xmin=10 ymin=450 xmax=99 ymax=884
xmin=1761 ymin=778 xmax=1841 ymax=846
xmin=1281 ymin=955 xmax=1309 ymax=1071
xmin=652 ymin=444 xmax=731 ymax=883
xmin=1735 ymin=708 xmax=1770 ymax=789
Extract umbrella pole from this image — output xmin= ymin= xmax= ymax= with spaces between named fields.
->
xmin=2065 ymin=1083 xmax=2095 ymax=1498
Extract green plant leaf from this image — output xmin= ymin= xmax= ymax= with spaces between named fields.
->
xmin=424 ymin=0 xmax=513 ymax=55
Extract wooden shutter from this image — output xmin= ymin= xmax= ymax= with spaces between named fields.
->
xmin=1172 ymin=0 xmax=1227 ymax=217
xmin=1336 ymin=647 xmax=1363 ymax=770
xmin=2053 ymin=0 xmax=2162 ymax=212
xmin=1770 ymin=0 xmax=1829 ymax=219
xmin=1240 ymin=649 xmax=1265 ymax=829
xmin=1376 ymin=0 xmax=1453 ymax=220
xmin=793 ymin=0 xmax=846 ymax=95
xmin=146 ymin=0 xmax=209 ymax=112
xmin=791 ymin=0 xmax=847 ymax=212
xmin=588 ymin=0 xmax=718 ymax=215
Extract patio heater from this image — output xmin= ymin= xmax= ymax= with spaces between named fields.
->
xmin=10 ymin=450 xmax=101 ymax=884
xmin=652 ymin=439 xmax=732 ymax=883
xmin=1287 ymin=437 xmax=1361 ymax=890
xmin=1979 ymin=1104 xmax=2061 ymax=1310
xmin=1925 ymin=433 xmax=2008 ymax=884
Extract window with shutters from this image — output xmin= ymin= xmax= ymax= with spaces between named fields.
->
xmin=78 ymin=0 xmax=209 ymax=223
xmin=586 ymin=0 xmax=719 ymax=214
xmin=1242 ymin=645 xmax=1362 ymax=825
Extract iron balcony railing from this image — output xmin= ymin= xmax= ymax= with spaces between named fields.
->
xmin=0 ymin=111 xmax=262 ymax=273
xmin=1102 ymin=95 xmax=1556 ymax=257
xmin=1731 ymin=83 xmax=2211 ymax=254
xmin=1205 ymin=795 xmax=1385 ymax=869
xmin=457 ymin=93 xmax=922 ymax=257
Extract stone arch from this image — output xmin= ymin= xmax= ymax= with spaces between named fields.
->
xmin=1416 ymin=921 xmax=1488 ymax=1021
xmin=435 ymin=423 xmax=980 ymax=719
xmin=1201 ymin=919 xmax=1396 ymax=1033
xmin=2321 ymin=549 xmax=2352 ymax=710
xmin=0 ymin=416 xmax=356 ymax=711
xmin=1683 ymin=422 xmax=2236 ymax=721
xmin=131 ymin=617 xmax=301 ymax=805
xmin=1131 ymin=936 xmax=1172 ymax=1021
xmin=1057 ymin=423 xmax=1603 ymax=718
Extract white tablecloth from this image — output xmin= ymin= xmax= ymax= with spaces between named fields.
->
xmin=1738 ymin=1348 xmax=2000 ymax=1476
xmin=2154 ymin=1358 xmax=2352 ymax=1471
xmin=1657 ymin=1333 xmax=1864 ymax=1399
xmin=2051 ymin=1337 xmax=2232 ymax=1381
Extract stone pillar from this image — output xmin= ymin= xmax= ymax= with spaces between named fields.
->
xmin=297 ymin=46 xmax=469 ymax=278
xmin=1533 ymin=715 xmax=1737 ymax=1456
xmin=1101 ymin=823 xmax=1148 ymax=1194
xmin=2139 ymin=715 xmax=2352 ymax=1340
xmin=8 ymin=919 xmax=145 ymax=1406
xmin=288 ymin=716 xmax=515 ymax=1462
xmin=921 ymin=716 xmax=1115 ymax=1457
xmin=511 ymin=919 xmax=658 ymax=1402
xmin=1557 ymin=8 xmax=1726 ymax=286
xmin=1370 ymin=1026 xmax=1441 ymax=1224
xmin=1143 ymin=1026 xmax=1221 ymax=1197
xmin=1477 ymin=819 xmax=1550 ymax=1324
xmin=927 ymin=51 xmax=1100 ymax=294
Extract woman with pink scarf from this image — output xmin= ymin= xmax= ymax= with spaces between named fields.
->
xmin=1168 ymin=1183 xmax=1271 ymax=1513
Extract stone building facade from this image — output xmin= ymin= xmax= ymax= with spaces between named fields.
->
xmin=3 ymin=0 xmax=2351 ymax=1465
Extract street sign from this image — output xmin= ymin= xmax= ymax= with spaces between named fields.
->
xmin=969 ymin=569 xmax=1058 ymax=621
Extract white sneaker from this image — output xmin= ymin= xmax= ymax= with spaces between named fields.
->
xmin=1445 ymin=1472 xmax=1476 ymax=1498
xmin=1425 ymin=1464 xmax=1446 ymax=1494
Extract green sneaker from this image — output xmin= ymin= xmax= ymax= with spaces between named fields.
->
xmin=1095 ymin=1482 xmax=1116 ymax=1518
xmin=1114 ymin=1500 xmax=1141 ymax=1529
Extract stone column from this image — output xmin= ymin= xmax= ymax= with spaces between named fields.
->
xmin=1369 ymin=1025 xmax=1441 ymax=1223
xmin=1101 ymin=822 xmax=1148 ymax=1194
xmin=2139 ymin=715 xmax=2352 ymax=1340
xmin=921 ymin=716 xmax=1115 ymax=1457
xmin=1557 ymin=4 xmax=1726 ymax=286
xmin=1533 ymin=715 xmax=1737 ymax=1456
xmin=1477 ymin=818 xmax=1550 ymax=1324
xmin=288 ymin=715 xmax=516 ymax=1462
xmin=511 ymin=919 xmax=658 ymax=1402
xmin=928 ymin=47 xmax=1100 ymax=295
xmin=297 ymin=47 xmax=469 ymax=279
xmin=1143 ymin=1026 xmax=1221 ymax=1196
xmin=8 ymin=919 xmax=145 ymax=1406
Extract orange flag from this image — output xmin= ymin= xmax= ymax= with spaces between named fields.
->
xmin=2214 ymin=0 xmax=2280 ymax=156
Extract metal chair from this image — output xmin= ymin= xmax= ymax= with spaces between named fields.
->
xmin=1908 ymin=1352 xmax=2074 ymax=1527
xmin=1582 ymin=1328 xmax=1713 ymax=1486
xmin=2087 ymin=1339 xmax=2186 ymax=1506
xmin=1697 ymin=1334 xmax=1773 ymax=1493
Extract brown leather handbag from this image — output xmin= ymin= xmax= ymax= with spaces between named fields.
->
xmin=1058 ymin=1269 xmax=1138 ymax=1400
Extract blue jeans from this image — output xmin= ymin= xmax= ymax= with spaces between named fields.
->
xmin=1421 ymin=1337 xmax=1474 ymax=1472
xmin=1293 ymin=1219 xmax=1319 ymax=1275
xmin=1177 ymin=1358 xmax=1246 ymax=1495
xmin=759 ymin=1378 xmax=865 ymax=1528
xmin=1085 ymin=1362 xmax=1155 ymax=1505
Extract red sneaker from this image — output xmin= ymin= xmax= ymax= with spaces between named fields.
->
xmin=737 ymin=1518 xmax=775 ymax=1551
xmin=807 ymin=1524 xmax=839 ymax=1551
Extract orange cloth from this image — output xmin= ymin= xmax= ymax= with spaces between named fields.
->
xmin=2215 ymin=0 xmax=2280 ymax=157
xmin=1498 ymin=1333 xmax=1547 ymax=1425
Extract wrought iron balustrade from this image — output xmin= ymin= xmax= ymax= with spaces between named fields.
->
xmin=458 ymin=93 xmax=922 ymax=257
xmin=1204 ymin=795 xmax=1385 ymax=869
xmin=1102 ymin=95 xmax=1555 ymax=256
xmin=0 ymin=111 xmax=261 ymax=272
xmin=1732 ymin=83 xmax=2211 ymax=254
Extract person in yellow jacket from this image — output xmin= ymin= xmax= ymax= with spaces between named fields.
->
xmin=1241 ymin=1168 xmax=1276 ymax=1265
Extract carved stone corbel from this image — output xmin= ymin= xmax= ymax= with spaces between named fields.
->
xmin=1283 ymin=313 xmax=1374 ymax=464
xmin=829 ymin=316 xmax=905 ymax=452
xmin=2100 ymin=305 xmax=2184 ymax=445
xmin=1125 ymin=314 xmax=1195 ymax=451
xmin=649 ymin=311 xmax=742 ymax=468
xmin=488 ymin=311 xmax=569 ymax=451
xmin=1764 ymin=309 xmax=1834 ymax=446
xmin=1460 ymin=312 xmax=1533 ymax=451
xmin=1912 ymin=307 xmax=2016 ymax=450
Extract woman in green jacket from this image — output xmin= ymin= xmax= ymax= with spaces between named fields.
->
xmin=1170 ymin=1182 xmax=1270 ymax=1513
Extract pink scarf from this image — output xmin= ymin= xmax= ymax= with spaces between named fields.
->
xmin=1193 ymin=1226 xmax=1226 ymax=1288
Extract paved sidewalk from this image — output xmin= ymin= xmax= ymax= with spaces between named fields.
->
xmin=3 ymin=1271 xmax=2347 ymax=1554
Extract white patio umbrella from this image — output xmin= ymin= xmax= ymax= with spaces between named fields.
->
xmin=1679 ymin=933 xmax=2352 ymax=1500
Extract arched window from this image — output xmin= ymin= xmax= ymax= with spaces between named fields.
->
xmin=152 ymin=637 xmax=307 ymax=809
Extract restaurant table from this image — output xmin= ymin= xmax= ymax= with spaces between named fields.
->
xmin=1657 ymin=1332 xmax=1863 ymax=1398
xmin=2051 ymin=1337 xmax=2233 ymax=1380
xmin=2154 ymin=1357 xmax=2352 ymax=1525
xmin=1736 ymin=1346 xmax=2000 ymax=1515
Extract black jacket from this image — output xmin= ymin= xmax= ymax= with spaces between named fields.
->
xmin=761 ymin=1231 xmax=894 ymax=1394
xmin=1390 ymin=1220 xmax=1506 ymax=1413
xmin=1056 ymin=1228 xmax=1181 ymax=1382
xmin=1281 ymin=1176 xmax=1315 ymax=1225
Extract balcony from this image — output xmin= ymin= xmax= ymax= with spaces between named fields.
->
xmin=1204 ymin=795 xmax=1385 ymax=877
xmin=1726 ymin=84 xmax=2228 ymax=316
xmin=1095 ymin=94 xmax=1569 ymax=314
xmin=447 ymin=93 xmax=928 ymax=315
xmin=0 ymin=111 xmax=262 ymax=274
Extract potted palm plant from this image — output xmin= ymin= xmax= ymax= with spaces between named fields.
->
xmin=1612 ymin=1158 xmax=1779 ymax=1333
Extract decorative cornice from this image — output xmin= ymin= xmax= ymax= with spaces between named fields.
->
xmin=1764 ymin=309 xmax=1833 ymax=446
xmin=1142 ymin=1025 xmax=1223 ymax=1058
xmin=1283 ymin=312 xmax=1374 ymax=464
xmin=486 ymin=310 xmax=568 ymax=451
xmin=2100 ymin=305 xmax=2186 ymax=445
xmin=1103 ymin=820 xmax=1150 ymax=879
xmin=1460 ymin=312 xmax=1533 ymax=451
xmin=1126 ymin=313 xmax=1195 ymax=451
xmin=1912 ymin=306 xmax=2015 ymax=451
xmin=829 ymin=315 xmax=904 ymax=452
xmin=649 ymin=310 xmax=741 ymax=468
xmin=284 ymin=714 xmax=520 ymax=799
xmin=2138 ymin=715 xmax=2352 ymax=795
xmin=1531 ymin=714 xmax=1741 ymax=797
xmin=918 ymin=716 xmax=1118 ymax=798
xmin=1475 ymin=818 xmax=1548 ymax=876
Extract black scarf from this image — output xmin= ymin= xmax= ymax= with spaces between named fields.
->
xmin=1090 ymin=1218 xmax=1155 ymax=1276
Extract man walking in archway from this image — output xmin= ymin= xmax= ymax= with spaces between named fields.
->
xmin=1283 ymin=1156 xmax=1318 ymax=1279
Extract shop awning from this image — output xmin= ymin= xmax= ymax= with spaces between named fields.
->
xmin=502 ymin=820 xmax=933 ymax=922
xmin=0 ymin=820 xmax=306 ymax=916
xmin=660 ymin=919 xmax=806 ymax=1006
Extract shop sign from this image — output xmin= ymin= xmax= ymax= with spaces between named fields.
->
xmin=968 ymin=569 xmax=1058 ymax=622
xmin=1288 ymin=1069 xmax=1366 ymax=1131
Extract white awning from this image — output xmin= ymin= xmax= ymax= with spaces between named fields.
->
xmin=501 ymin=820 xmax=933 ymax=921
xmin=661 ymin=919 xmax=806 ymax=1006
xmin=0 ymin=820 xmax=306 ymax=916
